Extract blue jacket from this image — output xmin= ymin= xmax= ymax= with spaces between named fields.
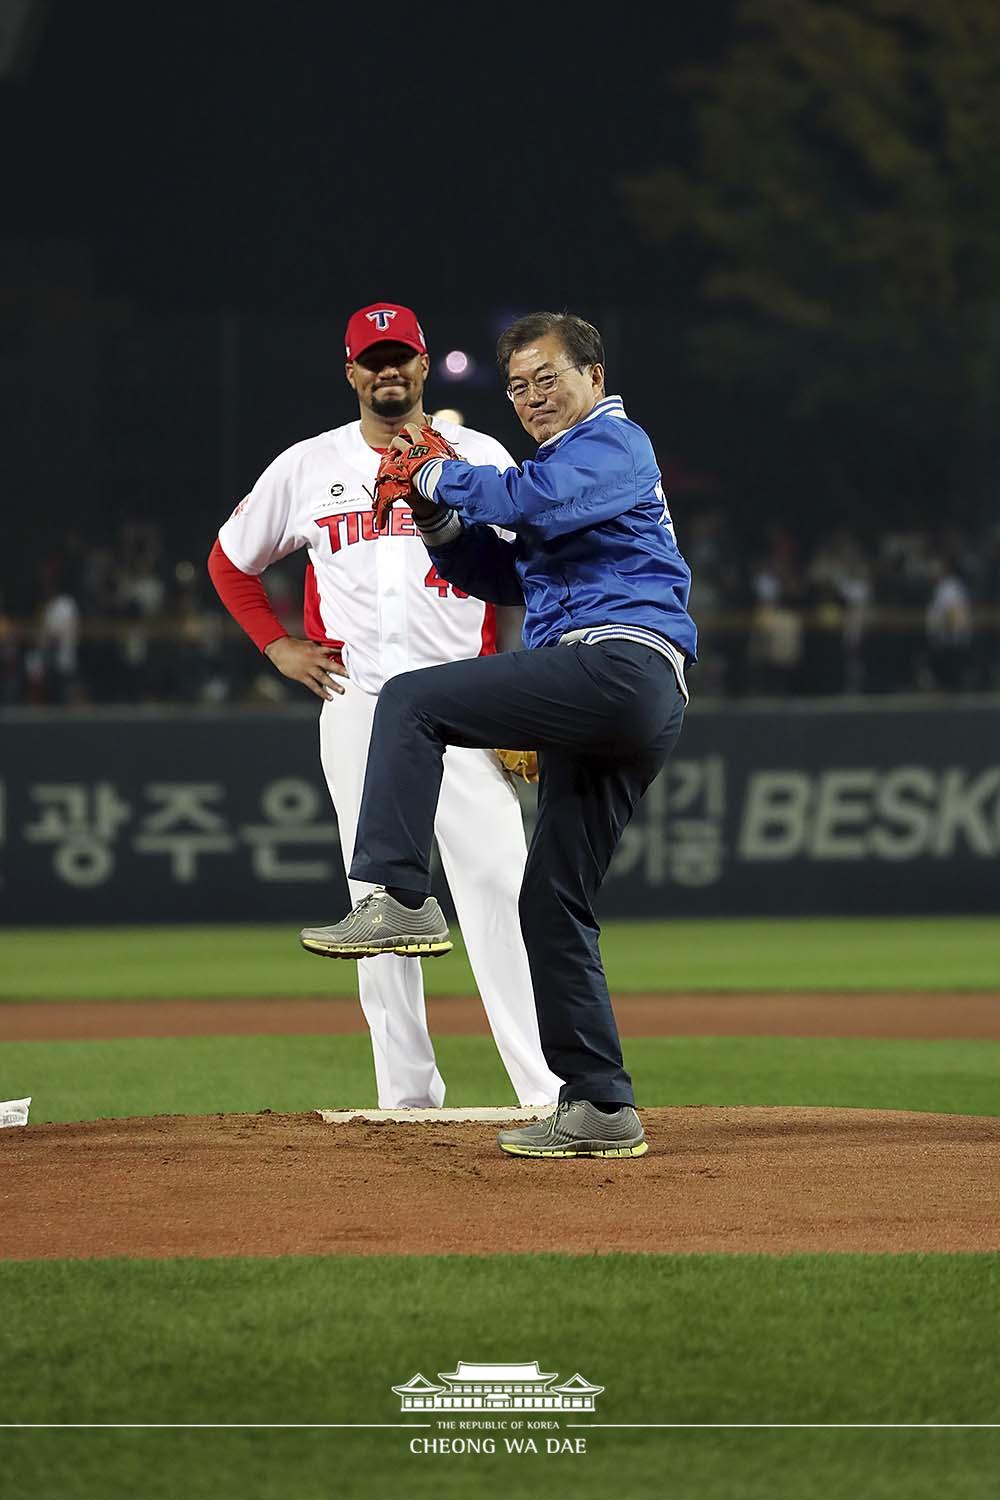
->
xmin=415 ymin=396 xmax=697 ymax=662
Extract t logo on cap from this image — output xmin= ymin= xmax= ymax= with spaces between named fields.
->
xmin=345 ymin=302 xmax=428 ymax=362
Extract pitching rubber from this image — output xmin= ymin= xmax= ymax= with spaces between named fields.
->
xmin=316 ymin=1107 xmax=556 ymax=1124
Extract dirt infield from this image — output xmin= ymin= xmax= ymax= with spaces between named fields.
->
xmin=3 ymin=991 xmax=1000 ymax=1040
xmin=3 ymin=993 xmax=997 ymax=1262
xmin=3 ymin=1106 xmax=998 ymax=1260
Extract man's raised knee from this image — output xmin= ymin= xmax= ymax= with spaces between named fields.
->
xmin=373 ymin=670 xmax=423 ymax=723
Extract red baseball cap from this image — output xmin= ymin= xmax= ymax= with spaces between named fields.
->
xmin=344 ymin=302 xmax=428 ymax=362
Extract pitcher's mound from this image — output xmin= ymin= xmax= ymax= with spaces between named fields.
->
xmin=2 ymin=1106 xmax=997 ymax=1261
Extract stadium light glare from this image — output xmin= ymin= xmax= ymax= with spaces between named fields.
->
xmin=443 ymin=350 xmax=472 ymax=378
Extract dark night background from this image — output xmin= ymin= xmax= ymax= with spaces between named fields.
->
xmin=1 ymin=2 xmax=727 ymax=604
xmin=3 ymin=0 xmax=999 ymax=699
xmin=4 ymin=4 xmax=726 ymax=312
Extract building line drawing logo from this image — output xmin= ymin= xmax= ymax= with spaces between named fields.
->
xmin=393 ymin=1361 xmax=604 ymax=1413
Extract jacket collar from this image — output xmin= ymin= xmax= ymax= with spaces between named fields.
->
xmin=537 ymin=395 xmax=626 ymax=452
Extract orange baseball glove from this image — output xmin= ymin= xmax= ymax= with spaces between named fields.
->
xmin=372 ymin=422 xmax=459 ymax=531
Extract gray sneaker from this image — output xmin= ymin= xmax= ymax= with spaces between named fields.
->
xmin=497 ymin=1100 xmax=647 ymax=1159
xmin=299 ymin=887 xmax=452 ymax=959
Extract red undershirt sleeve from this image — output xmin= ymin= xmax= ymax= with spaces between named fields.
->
xmin=207 ymin=538 xmax=289 ymax=654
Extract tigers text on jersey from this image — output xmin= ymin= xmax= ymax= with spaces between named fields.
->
xmin=218 ymin=420 xmax=516 ymax=695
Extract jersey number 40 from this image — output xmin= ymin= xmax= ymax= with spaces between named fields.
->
xmin=424 ymin=566 xmax=469 ymax=600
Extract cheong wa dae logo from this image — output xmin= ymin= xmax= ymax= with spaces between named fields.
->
xmin=392 ymin=1361 xmax=603 ymax=1414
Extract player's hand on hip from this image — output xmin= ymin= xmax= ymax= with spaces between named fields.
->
xmin=264 ymin=637 xmax=347 ymax=700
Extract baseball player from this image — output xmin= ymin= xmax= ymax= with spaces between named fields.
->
xmin=207 ymin=301 xmax=561 ymax=1110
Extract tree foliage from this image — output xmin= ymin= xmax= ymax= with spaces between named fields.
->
xmin=625 ymin=0 xmax=1000 ymax=325
xmin=621 ymin=0 xmax=1000 ymax=525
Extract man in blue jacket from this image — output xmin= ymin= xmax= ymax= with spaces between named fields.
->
xmin=300 ymin=311 xmax=697 ymax=1159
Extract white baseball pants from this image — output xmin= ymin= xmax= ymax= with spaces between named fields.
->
xmin=319 ymin=679 xmax=561 ymax=1108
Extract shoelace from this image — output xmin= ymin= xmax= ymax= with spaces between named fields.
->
xmin=349 ymin=887 xmax=388 ymax=918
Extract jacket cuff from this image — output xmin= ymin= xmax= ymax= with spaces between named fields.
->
xmin=414 ymin=458 xmax=446 ymax=501
xmin=417 ymin=507 xmax=463 ymax=546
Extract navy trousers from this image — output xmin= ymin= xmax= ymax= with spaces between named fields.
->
xmin=349 ymin=639 xmax=686 ymax=1105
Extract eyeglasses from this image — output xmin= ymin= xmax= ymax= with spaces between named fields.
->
xmin=506 ymin=364 xmax=584 ymax=404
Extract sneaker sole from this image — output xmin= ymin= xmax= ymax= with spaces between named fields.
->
xmin=299 ymin=936 xmax=453 ymax=959
xmin=499 ymin=1140 xmax=648 ymax=1159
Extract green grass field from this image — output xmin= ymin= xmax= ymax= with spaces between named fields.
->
xmin=4 ymin=1034 xmax=999 ymax=1123
xmin=5 ymin=1426 xmax=998 ymax=1500
xmin=2 ymin=917 xmax=999 ymax=1499
xmin=2 ymin=915 xmax=999 ymax=1000
xmin=3 ymin=1255 xmax=999 ymax=1498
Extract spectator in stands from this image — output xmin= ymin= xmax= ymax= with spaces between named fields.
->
xmin=926 ymin=556 xmax=975 ymax=692
xmin=747 ymin=529 xmax=805 ymax=694
xmin=803 ymin=529 xmax=871 ymax=694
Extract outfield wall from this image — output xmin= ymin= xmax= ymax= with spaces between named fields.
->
xmin=2 ymin=699 xmax=998 ymax=923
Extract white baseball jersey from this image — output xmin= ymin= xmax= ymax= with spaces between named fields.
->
xmin=218 ymin=420 xmax=517 ymax=695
